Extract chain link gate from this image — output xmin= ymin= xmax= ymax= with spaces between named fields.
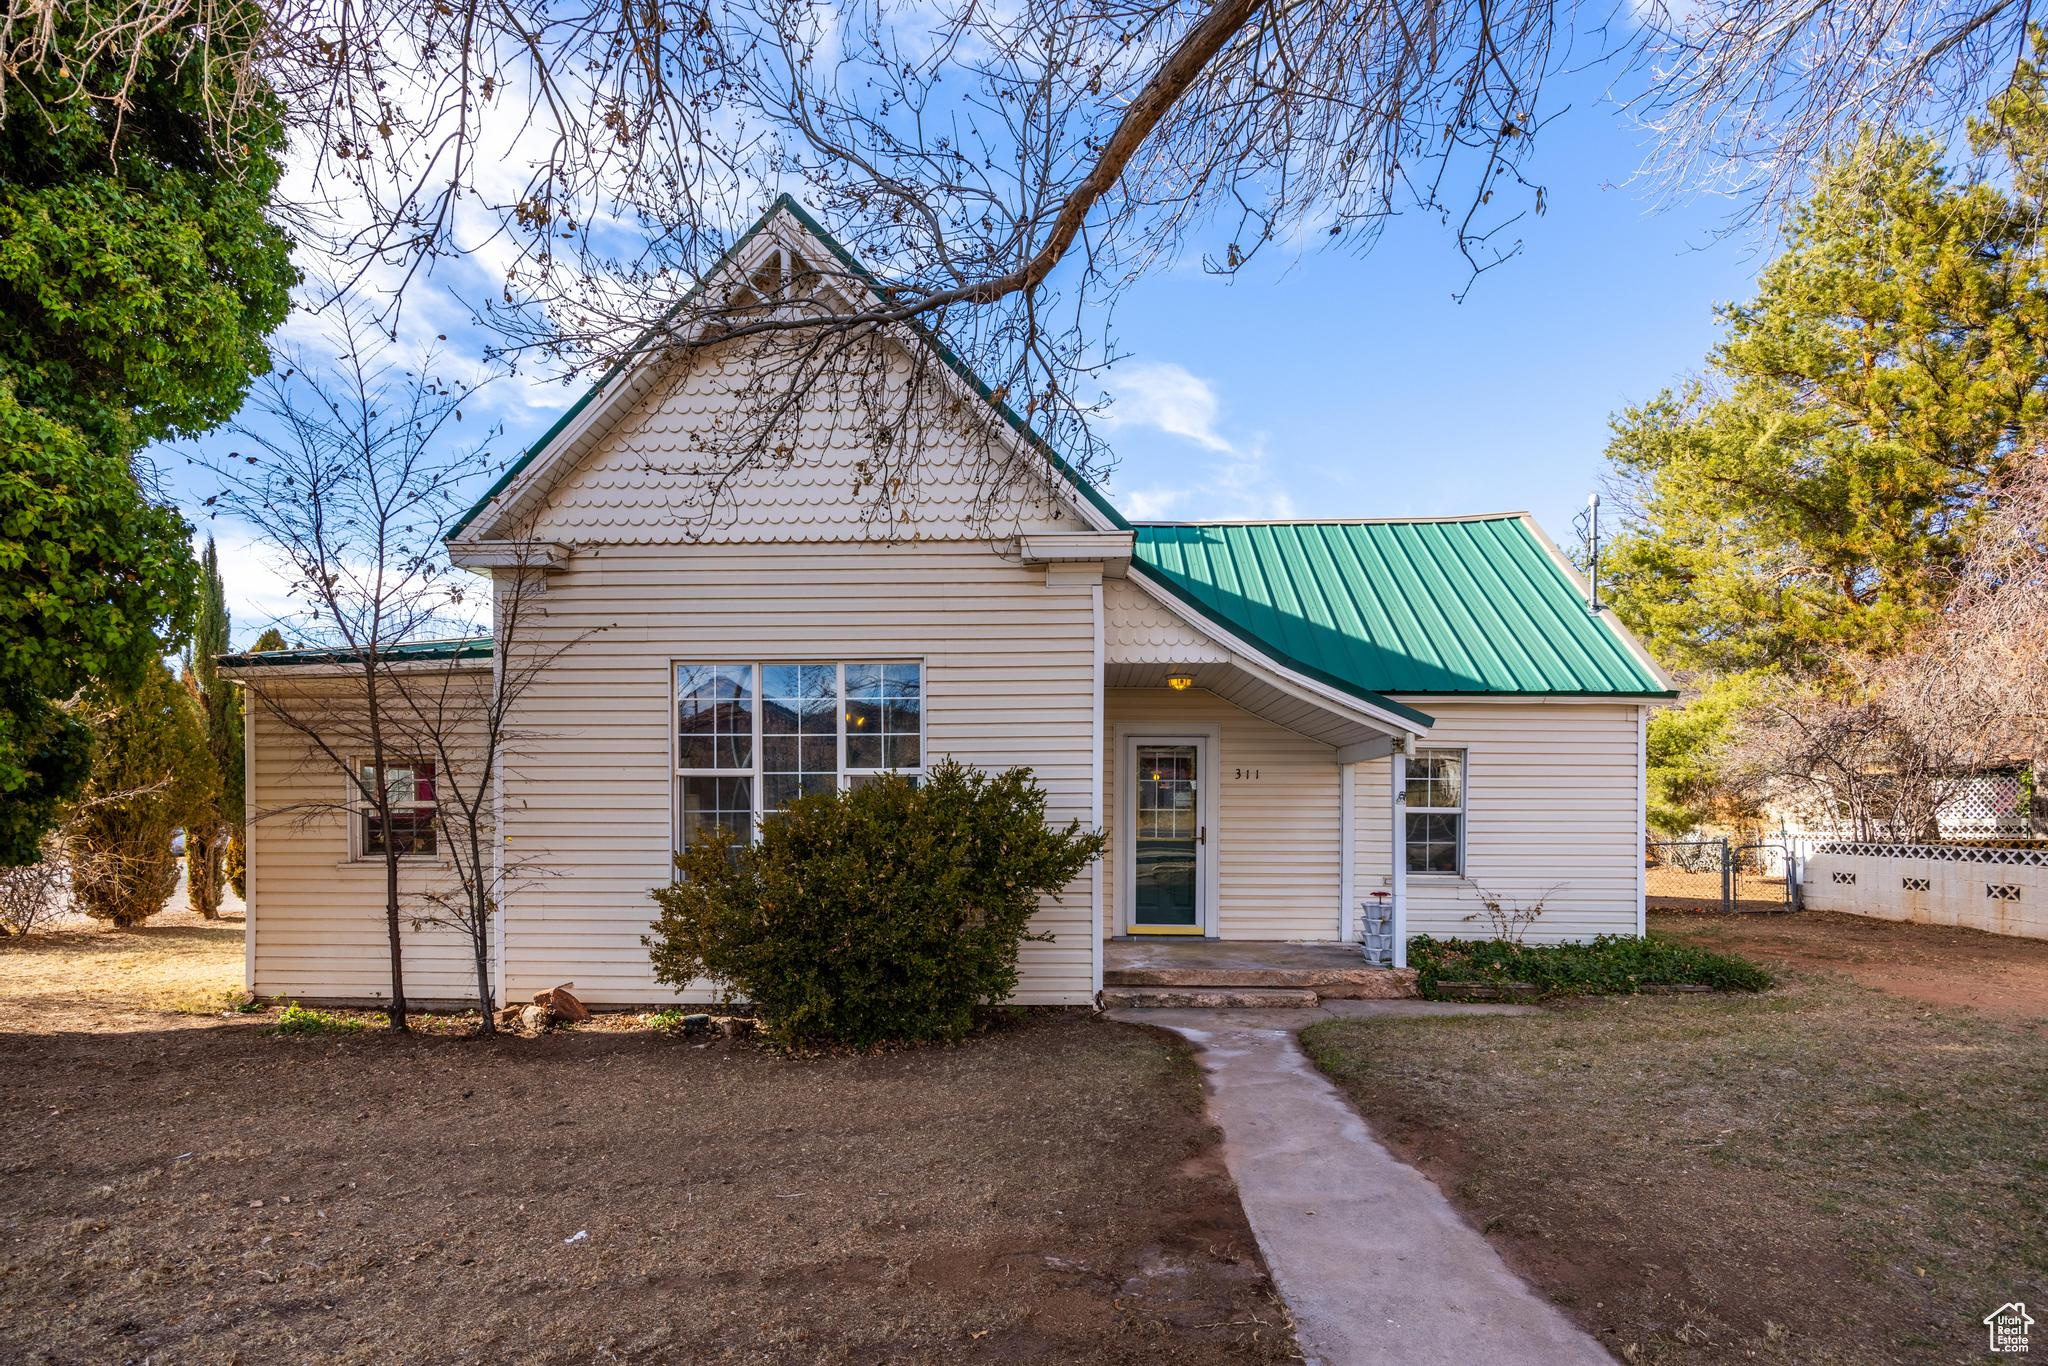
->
xmin=1645 ymin=838 xmax=1796 ymax=913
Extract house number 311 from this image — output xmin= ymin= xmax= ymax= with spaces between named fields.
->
xmin=1235 ymin=767 xmax=1261 ymax=780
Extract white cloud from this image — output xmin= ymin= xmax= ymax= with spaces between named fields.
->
xmin=1101 ymin=360 xmax=1233 ymax=452
xmin=1121 ymin=487 xmax=1188 ymax=520
xmin=1100 ymin=362 xmax=1298 ymax=520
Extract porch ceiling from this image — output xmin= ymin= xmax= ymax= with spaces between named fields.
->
xmin=1106 ymin=660 xmax=1404 ymax=758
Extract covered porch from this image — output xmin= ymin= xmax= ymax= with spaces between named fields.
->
xmin=1101 ymin=649 xmax=1430 ymax=966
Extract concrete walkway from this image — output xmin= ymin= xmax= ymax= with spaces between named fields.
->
xmin=1109 ymin=1004 xmax=1611 ymax=1366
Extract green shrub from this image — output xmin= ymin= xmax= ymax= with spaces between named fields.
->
xmin=646 ymin=760 xmax=1106 ymax=1049
xmin=65 ymin=662 xmax=215 ymax=926
xmin=274 ymin=1002 xmax=365 ymax=1035
xmin=1407 ymin=933 xmax=1773 ymax=1000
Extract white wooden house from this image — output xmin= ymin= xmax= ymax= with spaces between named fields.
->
xmin=225 ymin=200 xmax=1675 ymax=1008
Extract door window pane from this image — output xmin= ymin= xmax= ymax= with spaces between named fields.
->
xmin=1134 ymin=744 xmax=1199 ymax=926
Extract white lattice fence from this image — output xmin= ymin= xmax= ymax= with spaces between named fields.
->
xmin=1801 ymin=843 xmax=2048 ymax=940
xmin=1934 ymin=771 xmax=2044 ymax=837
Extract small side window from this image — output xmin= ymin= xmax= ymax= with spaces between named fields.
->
xmin=1403 ymin=749 xmax=1465 ymax=875
xmin=357 ymin=760 xmax=437 ymax=858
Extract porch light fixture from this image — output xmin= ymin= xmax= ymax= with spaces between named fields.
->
xmin=1165 ymin=672 xmax=1194 ymax=691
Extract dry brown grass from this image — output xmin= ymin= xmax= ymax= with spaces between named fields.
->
xmin=0 ymin=907 xmax=1296 ymax=1364
xmin=3 ymin=906 xmax=248 ymax=1028
xmin=1304 ymin=967 xmax=2048 ymax=1364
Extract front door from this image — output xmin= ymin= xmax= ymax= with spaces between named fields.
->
xmin=1131 ymin=740 xmax=1207 ymax=935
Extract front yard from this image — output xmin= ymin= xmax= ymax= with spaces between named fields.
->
xmin=0 ymin=918 xmax=1294 ymax=1365
xmin=1305 ymin=914 xmax=2048 ymax=1364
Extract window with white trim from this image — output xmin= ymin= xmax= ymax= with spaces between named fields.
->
xmin=675 ymin=661 xmax=924 ymax=852
xmin=1404 ymin=748 xmax=1464 ymax=875
xmin=355 ymin=759 xmax=437 ymax=859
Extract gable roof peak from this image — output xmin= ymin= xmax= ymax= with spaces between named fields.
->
xmin=449 ymin=194 xmax=1126 ymax=543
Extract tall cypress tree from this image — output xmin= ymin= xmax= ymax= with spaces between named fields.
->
xmin=184 ymin=540 xmax=240 ymax=918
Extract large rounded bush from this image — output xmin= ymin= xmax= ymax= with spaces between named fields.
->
xmin=646 ymin=760 xmax=1105 ymax=1048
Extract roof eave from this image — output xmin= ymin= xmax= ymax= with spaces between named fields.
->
xmin=1123 ymin=566 xmax=1434 ymax=732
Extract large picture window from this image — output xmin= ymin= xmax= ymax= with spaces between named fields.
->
xmin=1404 ymin=748 xmax=1465 ymax=875
xmin=675 ymin=661 xmax=924 ymax=853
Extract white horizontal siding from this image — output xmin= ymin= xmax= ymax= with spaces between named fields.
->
xmin=244 ymin=689 xmax=488 ymax=1007
xmin=1355 ymin=699 xmax=1646 ymax=943
xmin=500 ymin=540 xmax=1099 ymax=1006
xmin=1105 ymin=688 xmax=1344 ymax=941
xmin=529 ymin=342 xmax=1078 ymax=544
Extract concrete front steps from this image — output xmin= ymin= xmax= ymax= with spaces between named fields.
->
xmin=1101 ymin=985 xmax=1322 ymax=1010
xmin=1102 ymin=941 xmax=1420 ymax=1009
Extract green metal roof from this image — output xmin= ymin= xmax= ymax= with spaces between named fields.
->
xmin=217 ymin=637 xmax=494 ymax=669
xmin=1132 ymin=517 xmax=1673 ymax=698
xmin=443 ymin=199 xmax=1669 ymax=708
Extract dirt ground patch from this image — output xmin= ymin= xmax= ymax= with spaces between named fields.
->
xmin=1654 ymin=909 xmax=2048 ymax=1021
xmin=0 ymin=921 xmax=1296 ymax=1365
xmin=1304 ymin=980 xmax=2048 ymax=1364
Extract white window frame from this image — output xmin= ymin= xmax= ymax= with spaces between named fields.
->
xmin=348 ymin=756 xmax=441 ymax=863
xmin=672 ymin=659 xmax=927 ymax=854
xmin=1404 ymin=746 xmax=1467 ymax=877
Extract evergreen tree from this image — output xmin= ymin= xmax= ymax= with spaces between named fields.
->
xmin=0 ymin=0 xmax=296 ymax=863
xmin=183 ymin=540 xmax=239 ymax=918
xmin=66 ymin=663 xmax=215 ymax=926
xmin=1605 ymin=48 xmax=2048 ymax=828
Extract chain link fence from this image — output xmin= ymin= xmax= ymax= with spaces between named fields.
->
xmin=1646 ymin=838 xmax=1795 ymax=914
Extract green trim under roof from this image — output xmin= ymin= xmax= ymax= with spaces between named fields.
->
xmin=218 ymin=637 xmax=494 ymax=669
xmin=1132 ymin=518 xmax=1675 ymax=699
xmin=448 ymin=194 xmax=1128 ymax=541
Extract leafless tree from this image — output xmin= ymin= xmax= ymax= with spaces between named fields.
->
xmin=10 ymin=0 xmax=2039 ymax=523
xmin=208 ymin=300 xmax=501 ymax=1030
xmin=1879 ymin=451 xmax=2048 ymax=796
xmin=0 ymin=837 xmax=67 ymax=937
xmin=1731 ymin=453 xmax=2048 ymax=839
xmin=376 ymin=538 xmax=587 ymax=1031
xmin=1725 ymin=679 xmax=1970 ymax=841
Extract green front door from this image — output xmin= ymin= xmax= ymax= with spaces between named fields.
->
xmin=1133 ymin=742 xmax=1203 ymax=934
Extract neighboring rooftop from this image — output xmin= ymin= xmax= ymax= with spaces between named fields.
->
xmin=216 ymin=637 xmax=493 ymax=670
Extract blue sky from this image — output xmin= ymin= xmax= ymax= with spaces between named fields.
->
xmin=1092 ymin=86 xmax=1768 ymax=537
xmin=177 ymin=57 xmax=1774 ymax=646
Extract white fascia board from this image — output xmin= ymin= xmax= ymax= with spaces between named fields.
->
xmin=446 ymin=540 xmax=574 ymax=571
xmin=1017 ymin=531 xmax=1133 ymax=576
